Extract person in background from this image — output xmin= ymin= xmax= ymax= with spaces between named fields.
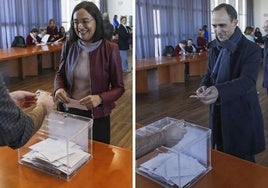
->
xmin=103 ymin=12 xmax=114 ymax=41
xmin=174 ymin=40 xmax=187 ymax=56
xmin=54 ymin=1 xmax=125 ymax=144
xmin=254 ymin=27 xmax=263 ymax=45
xmin=194 ymin=3 xmax=265 ymax=162
xmin=262 ymin=20 xmax=268 ymax=93
xmin=112 ymin=14 xmax=119 ymax=33
xmin=38 ymin=27 xmax=47 ymax=39
xmin=57 ymin=26 xmax=66 ymax=42
xmin=244 ymin=26 xmax=255 ymax=42
xmin=47 ymin=18 xmax=59 ymax=42
xmin=185 ymin=38 xmax=198 ymax=53
xmin=118 ymin=16 xmax=131 ymax=72
xmin=202 ymin=25 xmax=209 ymax=41
xmin=0 ymin=74 xmax=54 ymax=149
xmin=197 ymin=29 xmax=208 ymax=52
xmin=26 ymin=28 xmax=41 ymax=46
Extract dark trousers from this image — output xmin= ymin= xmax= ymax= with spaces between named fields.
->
xmin=62 ymin=107 xmax=111 ymax=144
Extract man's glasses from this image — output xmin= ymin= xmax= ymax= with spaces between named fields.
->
xmin=72 ymin=18 xmax=94 ymax=26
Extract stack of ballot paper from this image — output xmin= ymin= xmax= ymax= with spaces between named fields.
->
xmin=21 ymin=138 xmax=90 ymax=176
xmin=138 ymin=152 xmax=206 ymax=187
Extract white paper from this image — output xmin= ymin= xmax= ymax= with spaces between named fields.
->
xmin=22 ymin=138 xmax=90 ymax=175
xmin=64 ymin=98 xmax=88 ymax=111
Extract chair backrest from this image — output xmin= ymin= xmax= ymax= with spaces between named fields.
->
xmin=11 ymin=36 xmax=26 ymax=47
xmin=162 ymin=45 xmax=174 ymax=56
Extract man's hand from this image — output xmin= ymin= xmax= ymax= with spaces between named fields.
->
xmin=197 ymin=86 xmax=219 ymax=105
xmin=163 ymin=124 xmax=187 ymax=147
xmin=10 ymin=91 xmax=37 ymax=108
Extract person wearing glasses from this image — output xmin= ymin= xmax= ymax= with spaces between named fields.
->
xmin=54 ymin=1 xmax=125 ymax=144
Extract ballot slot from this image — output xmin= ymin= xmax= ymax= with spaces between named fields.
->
xmin=18 ymin=110 xmax=93 ymax=181
xmin=136 ymin=117 xmax=212 ymax=188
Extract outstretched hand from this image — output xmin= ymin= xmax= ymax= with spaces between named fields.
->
xmin=10 ymin=90 xmax=37 ymax=108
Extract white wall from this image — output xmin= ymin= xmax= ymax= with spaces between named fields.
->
xmin=107 ymin=0 xmax=133 ymax=26
xmin=253 ymin=0 xmax=268 ymax=34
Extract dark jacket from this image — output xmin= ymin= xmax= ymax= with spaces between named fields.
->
xmin=54 ymin=40 xmax=125 ymax=119
xmin=262 ymin=35 xmax=268 ymax=88
xmin=201 ymin=35 xmax=265 ymax=157
xmin=103 ymin=20 xmax=115 ymax=41
xmin=117 ymin=24 xmax=130 ymax=50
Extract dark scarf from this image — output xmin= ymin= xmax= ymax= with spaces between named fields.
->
xmin=211 ymin=27 xmax=243 ymax=84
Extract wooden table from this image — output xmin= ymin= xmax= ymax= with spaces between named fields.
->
xmin=0 ymin=141 xmax=132 ymax=188
xmin=0 ymin=43 xmax=62 ymax=79
xmin=136 ymin=149 xmax=268 ymax=188
xmin=136 ymin=53 xmax=208 ymax=93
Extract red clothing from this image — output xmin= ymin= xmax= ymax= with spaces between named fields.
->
xmin=26 ymin=34 xmax=35 ymax=46
xmin=46 ymin=26 xmax=59 ymax=42
xmin=54 ymin=40 xmax=125 ymax=118
xmin=197 ymin=37 xmax=207 ymax=51
xmin=174 ymin=45 xmax=185 ymax=56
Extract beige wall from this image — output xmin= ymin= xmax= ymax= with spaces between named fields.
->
xmin=254 ymin=0 xmax=268 ymax=33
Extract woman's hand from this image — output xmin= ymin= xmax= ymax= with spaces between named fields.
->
xmin=54 ymin=88 xmax=69 ymax=103
xmin=79 ymin=95 xmax=102 ymax=110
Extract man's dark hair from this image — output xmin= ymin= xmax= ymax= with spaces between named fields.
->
xmin=213 ymin=3 xmax=237 ymax=21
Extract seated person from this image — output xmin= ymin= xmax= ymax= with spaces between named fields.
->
xmin=26 ymin=28 xmax=41 ymax=46
xmin=46 ymin=18 xmax=59 ymax=42
xmin=185 ymin=38 xmax=198 ymax=53
xmin=57 ymin=26 xmax=66 ymax=42
xmin=174 ymin=40 xmax=187 ymax=56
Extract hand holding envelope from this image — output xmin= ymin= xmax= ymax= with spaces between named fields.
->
xmin=190 ymin=86 xmax=219 ymax=105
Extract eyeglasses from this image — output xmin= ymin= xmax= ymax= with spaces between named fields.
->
xmin=72 ymin=18 xmax=94 ymax=26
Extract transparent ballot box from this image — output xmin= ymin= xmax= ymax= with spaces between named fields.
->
xmin=18 ymin=111 xmax=93 ymax=181
xmin=136 ymin=117 xmax=212 ymax=187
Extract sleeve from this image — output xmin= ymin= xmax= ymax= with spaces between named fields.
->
xmin=0 ymin=75 xmax=46 ymax=149
xmin=99 ymin=43 xmax=125 ymax=104
xmin=54 ymin=42 xmax=68 ymax=94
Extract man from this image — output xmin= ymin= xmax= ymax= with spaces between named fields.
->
xmin=185 ymin=38 xmax=198 ymax=53
xmin=0 ymin=74 xmax=54 ymax=149
xmin=262 ymin=20 xmax=268 ymax=92
xmin=102 ymin=12 xmax=115 ymax=41
xmin=194 ymin=3 xmax=265 ymax=162
xmin=118 ymin=16 xmax=131 ymax=72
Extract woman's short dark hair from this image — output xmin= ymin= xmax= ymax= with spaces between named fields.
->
xmin=213 ymin=3 xmax=237 ymax=22
xmin=31 ymin=28 xmax=39 ymax=33
xmin=69 ymin=1 xmax=103 ymax=43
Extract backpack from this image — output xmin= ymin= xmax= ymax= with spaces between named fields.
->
xmin=162 ymin=45 xmax=174 ymax=56
xmin=11 ymin=36 xmax=26 ymax=47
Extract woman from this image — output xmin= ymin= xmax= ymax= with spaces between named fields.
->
xmin=54 ymin=1 xmax=125 ymax=144
xmin=244 ymin=26 xmax=255 ymax=42
xmin=47 ymin=18 xmax=59 ymax=42
xmin=26 ymin=28 xmax=41 ymax=46
xmin=197 ymin=29 xmax=208 ymax=52
xmin=58 ymin=26 xmax=66 ymax=42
